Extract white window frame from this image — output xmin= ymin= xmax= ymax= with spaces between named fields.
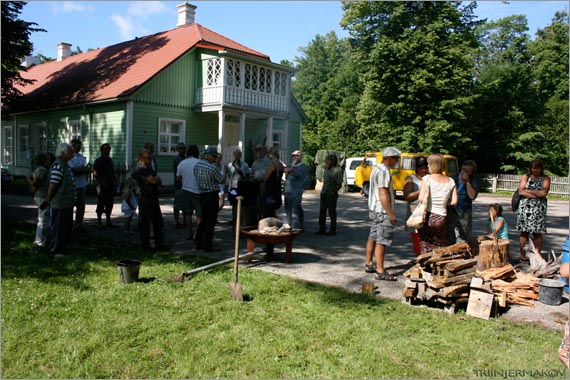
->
xmin=68 ymin=119 xmax=82 ymax=141
xmin=158 ymin=118 xmax=186 ymax=156
xmin=272 ymin=130 xmax=284 ymax=159
xmin=18 ymin=124 xmax=30 ymax=154
xmin=3 ymin=126 xmax=13 ymax=165
xmin=36 ymin=122 xmax=48 ymax=153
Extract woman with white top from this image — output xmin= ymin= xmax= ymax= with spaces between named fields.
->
xmin=418 ymin=154 xmax=458 ymax=254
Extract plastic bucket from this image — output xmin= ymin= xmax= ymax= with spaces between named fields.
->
xmin=562 ymin=236 xmax=569 ymax=292
xmin=538 ymin=278 xmax=565 ymax=306
xmin=411 ymin=232 xmax=421 ymax=256
xmin=117 ymin=259 xmax=141 ymax=284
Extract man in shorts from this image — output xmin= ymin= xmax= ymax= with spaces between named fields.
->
xmin=364 ymin=146 xmax=401 ymax=281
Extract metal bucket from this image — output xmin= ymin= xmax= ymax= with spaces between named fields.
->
xmin=538 ymin=278 xmax=565 ymax=306
xmin=117 ymin=259 xmax=141 ymax=284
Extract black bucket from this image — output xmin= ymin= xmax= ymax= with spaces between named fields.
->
xmin=117 ymin=259 xmax=141 ymax=284
xmin=538 ymin=278 xmax=564 ymax=306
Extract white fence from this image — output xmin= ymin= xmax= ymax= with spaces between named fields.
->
xmin=478 ymin=174 xmax=570 ymax=196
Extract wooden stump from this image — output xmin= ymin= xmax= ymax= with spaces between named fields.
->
xmin=476 ymin=239 xmax=509 ymax=271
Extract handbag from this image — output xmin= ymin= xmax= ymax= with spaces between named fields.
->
xmin=511 ymin=190 xmax=520 ymax=212
xmin=406 ymin=182 xmax=430 ymax=229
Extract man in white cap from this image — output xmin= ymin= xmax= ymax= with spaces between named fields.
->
xmin=364 ymin=146 xmax=401 ymax=281
xmin=284 ymin=150 xmax=307 ymax=231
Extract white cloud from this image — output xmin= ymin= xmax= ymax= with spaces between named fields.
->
xmin=110 ymin=1 xmax=170 ymax=40
xmin=51 ymin=1 xmax=93 ymax=15
xmin=127 ymin=1 xmax=169 ymax=19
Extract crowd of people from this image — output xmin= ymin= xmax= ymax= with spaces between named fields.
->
xmin=26 ymin=142 xmax=552 ymax=269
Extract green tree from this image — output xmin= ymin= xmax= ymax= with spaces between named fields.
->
xmin=529 ymin=11 xmax=569 ymax=176
xmin=291 ymin=32 xmax=355 ymax=161
xmin=471 ymin=15 xmax=542 ymax=173
xmin=1 ymin=1 xmax=45 ymax=106
xmin=340 ymin=1 xmax=482 ymax=157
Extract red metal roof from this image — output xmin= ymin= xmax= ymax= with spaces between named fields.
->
xmin=13 ymin=23 xmax=271 ymax=112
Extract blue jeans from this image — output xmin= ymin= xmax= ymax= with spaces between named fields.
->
xmin=284 ymin=192 xmax=304 ymax=229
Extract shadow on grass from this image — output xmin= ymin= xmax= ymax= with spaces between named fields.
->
xmin=1 ymin=222 xmax=211 ymax=288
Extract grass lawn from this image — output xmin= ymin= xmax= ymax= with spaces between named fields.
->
xmin=2 ymin=221 xmax=567 ymax=379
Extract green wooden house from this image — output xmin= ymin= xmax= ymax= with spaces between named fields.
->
xmin=2 ymin=3 xmax=307 ymax=185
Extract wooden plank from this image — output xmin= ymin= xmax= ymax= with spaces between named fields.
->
xmin=445 ymin=257 xmax=478 ymax=272
xmin=466 ymin=289 xmax=495 ymax=320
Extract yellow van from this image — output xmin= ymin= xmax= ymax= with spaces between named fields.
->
xmin=354 ymin=152 xmax=459 ymax=197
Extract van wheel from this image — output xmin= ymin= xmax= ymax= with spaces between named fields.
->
xmin=362 ymin=182 xmax=370 ymax=198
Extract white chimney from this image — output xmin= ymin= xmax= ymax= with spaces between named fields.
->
xmin=57 ymin=42 xmax=72 ymax=62
xmin=21 ymin=55 xmax=41 ymax=68
xmin=177 ymin=2 xmax=196 ymax=26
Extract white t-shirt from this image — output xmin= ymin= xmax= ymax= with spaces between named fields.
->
xmin=368 ymin=163 xmax=394 ymax=214
xmin=176 ymin=157 xmax=200 ymax=194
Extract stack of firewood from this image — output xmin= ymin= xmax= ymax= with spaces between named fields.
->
xmin=477 ymin=264 xmax=539 ymax=307
xmin=403 ymin=242 xmax=478 ymax=308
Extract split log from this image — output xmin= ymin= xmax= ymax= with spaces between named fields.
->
xmin=476 ymin=239 xmax=509 ymax=271
xmin=477 ymin=264 xmax=516 ymax=281
xmin=445 ymin=257 xmax=478 ymax=273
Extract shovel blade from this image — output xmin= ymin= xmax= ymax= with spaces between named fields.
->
xmin=229 ymin=282 xmax=243 ymax=301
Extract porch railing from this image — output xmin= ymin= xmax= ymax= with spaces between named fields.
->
xmin=196 ymin=86 xmax=288 ymax=113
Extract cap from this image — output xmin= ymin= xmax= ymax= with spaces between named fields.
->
xmin=204 ymin=146 xmax=219 ymax=156
xmin=291 ymin=150 xmax=302 ymax=156
xmin=255 ymin=144 xmax=264 ymax=150
xmin=382 ymin=147 xmax=401 ymax=158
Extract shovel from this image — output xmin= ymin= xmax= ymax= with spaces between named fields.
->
xmin=229 ymin=196 xmax=244 ymax=301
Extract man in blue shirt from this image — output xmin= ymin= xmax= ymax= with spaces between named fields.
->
xmin=193 ymin=146 xmax=224 ymax=252
xmin=284 ymin=150 xmax=307 ymax=231
xmin=68 ymin=139 xmax=91 ymax=233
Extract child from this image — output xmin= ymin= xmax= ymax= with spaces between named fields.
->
xmin=121 ymin=176 xmax=139 ymax=234
xmin=26 ymin=153 xmax=51 ymax=247
xmin=487 ymin=203 xmax=509 ymax=240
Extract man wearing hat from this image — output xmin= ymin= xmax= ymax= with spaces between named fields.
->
xmin=193 ymin=146 xmax=224 ymax=251
xmin=364 ymin=147 xmax=401 ymax=281
xmin=316 ymin=154 xmax=344 ymax=236
xmin=284 ymin=150 xmax=307 ymax=231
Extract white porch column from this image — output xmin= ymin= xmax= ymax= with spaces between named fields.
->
xmin=239 ymin=113 xmax=246 ymax=152
xmin=267 ymin=117 xmax=273 ymax=147
xmin=125 ymin=100 xmax=133 ymax=170
xmin=284 ymin=117 xmax=290 ymax=157
xmin=218 ymin=109 xmax=225 ymax=151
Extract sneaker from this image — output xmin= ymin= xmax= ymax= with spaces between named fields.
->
xmin=364 ymin=264 xmax=376 ymax=273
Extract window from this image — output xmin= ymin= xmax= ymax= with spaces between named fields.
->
xmin=18 ymin=125 xmax=29 ymax=153
xmin=244 ymin=63 xmax=252 ymax=90
xmin=68 ymin=119 xmax=81 ymax=141
xmin=158 ymin=118 xmax=185 ymax=155
xmin=206 ymin=58 xmax=222 ymax=86
xmin=3 ymin=126 xmax=13 ymax=165
xmin=226 ymin=59 xmax=241 ymax=88
xmin=36 ymin=123 xmax=47 ymax=153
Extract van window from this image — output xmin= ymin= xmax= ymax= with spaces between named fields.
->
xmin=350 ymin=159 xmax=373 ymax=170
xmin=447 ymin=159 xmax=458 ymax=173
xmin=402 ymin=157 xmax=414 ymax=170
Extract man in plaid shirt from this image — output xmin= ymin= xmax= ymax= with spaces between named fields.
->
xmin=193 ymin=146 xmax=224 ymax=252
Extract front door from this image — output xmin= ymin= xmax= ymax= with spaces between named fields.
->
xmin=222 ymin=121 xmax=240 ymax=165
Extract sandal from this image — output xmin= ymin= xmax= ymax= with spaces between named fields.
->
xmin=375 ymin=271 xmax=397 ymax=281
xmin=364 ymin=264 xmax=376 ymax=273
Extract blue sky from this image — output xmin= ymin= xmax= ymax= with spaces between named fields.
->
xmin=21 ymin=1 xmax=568 ymax=64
